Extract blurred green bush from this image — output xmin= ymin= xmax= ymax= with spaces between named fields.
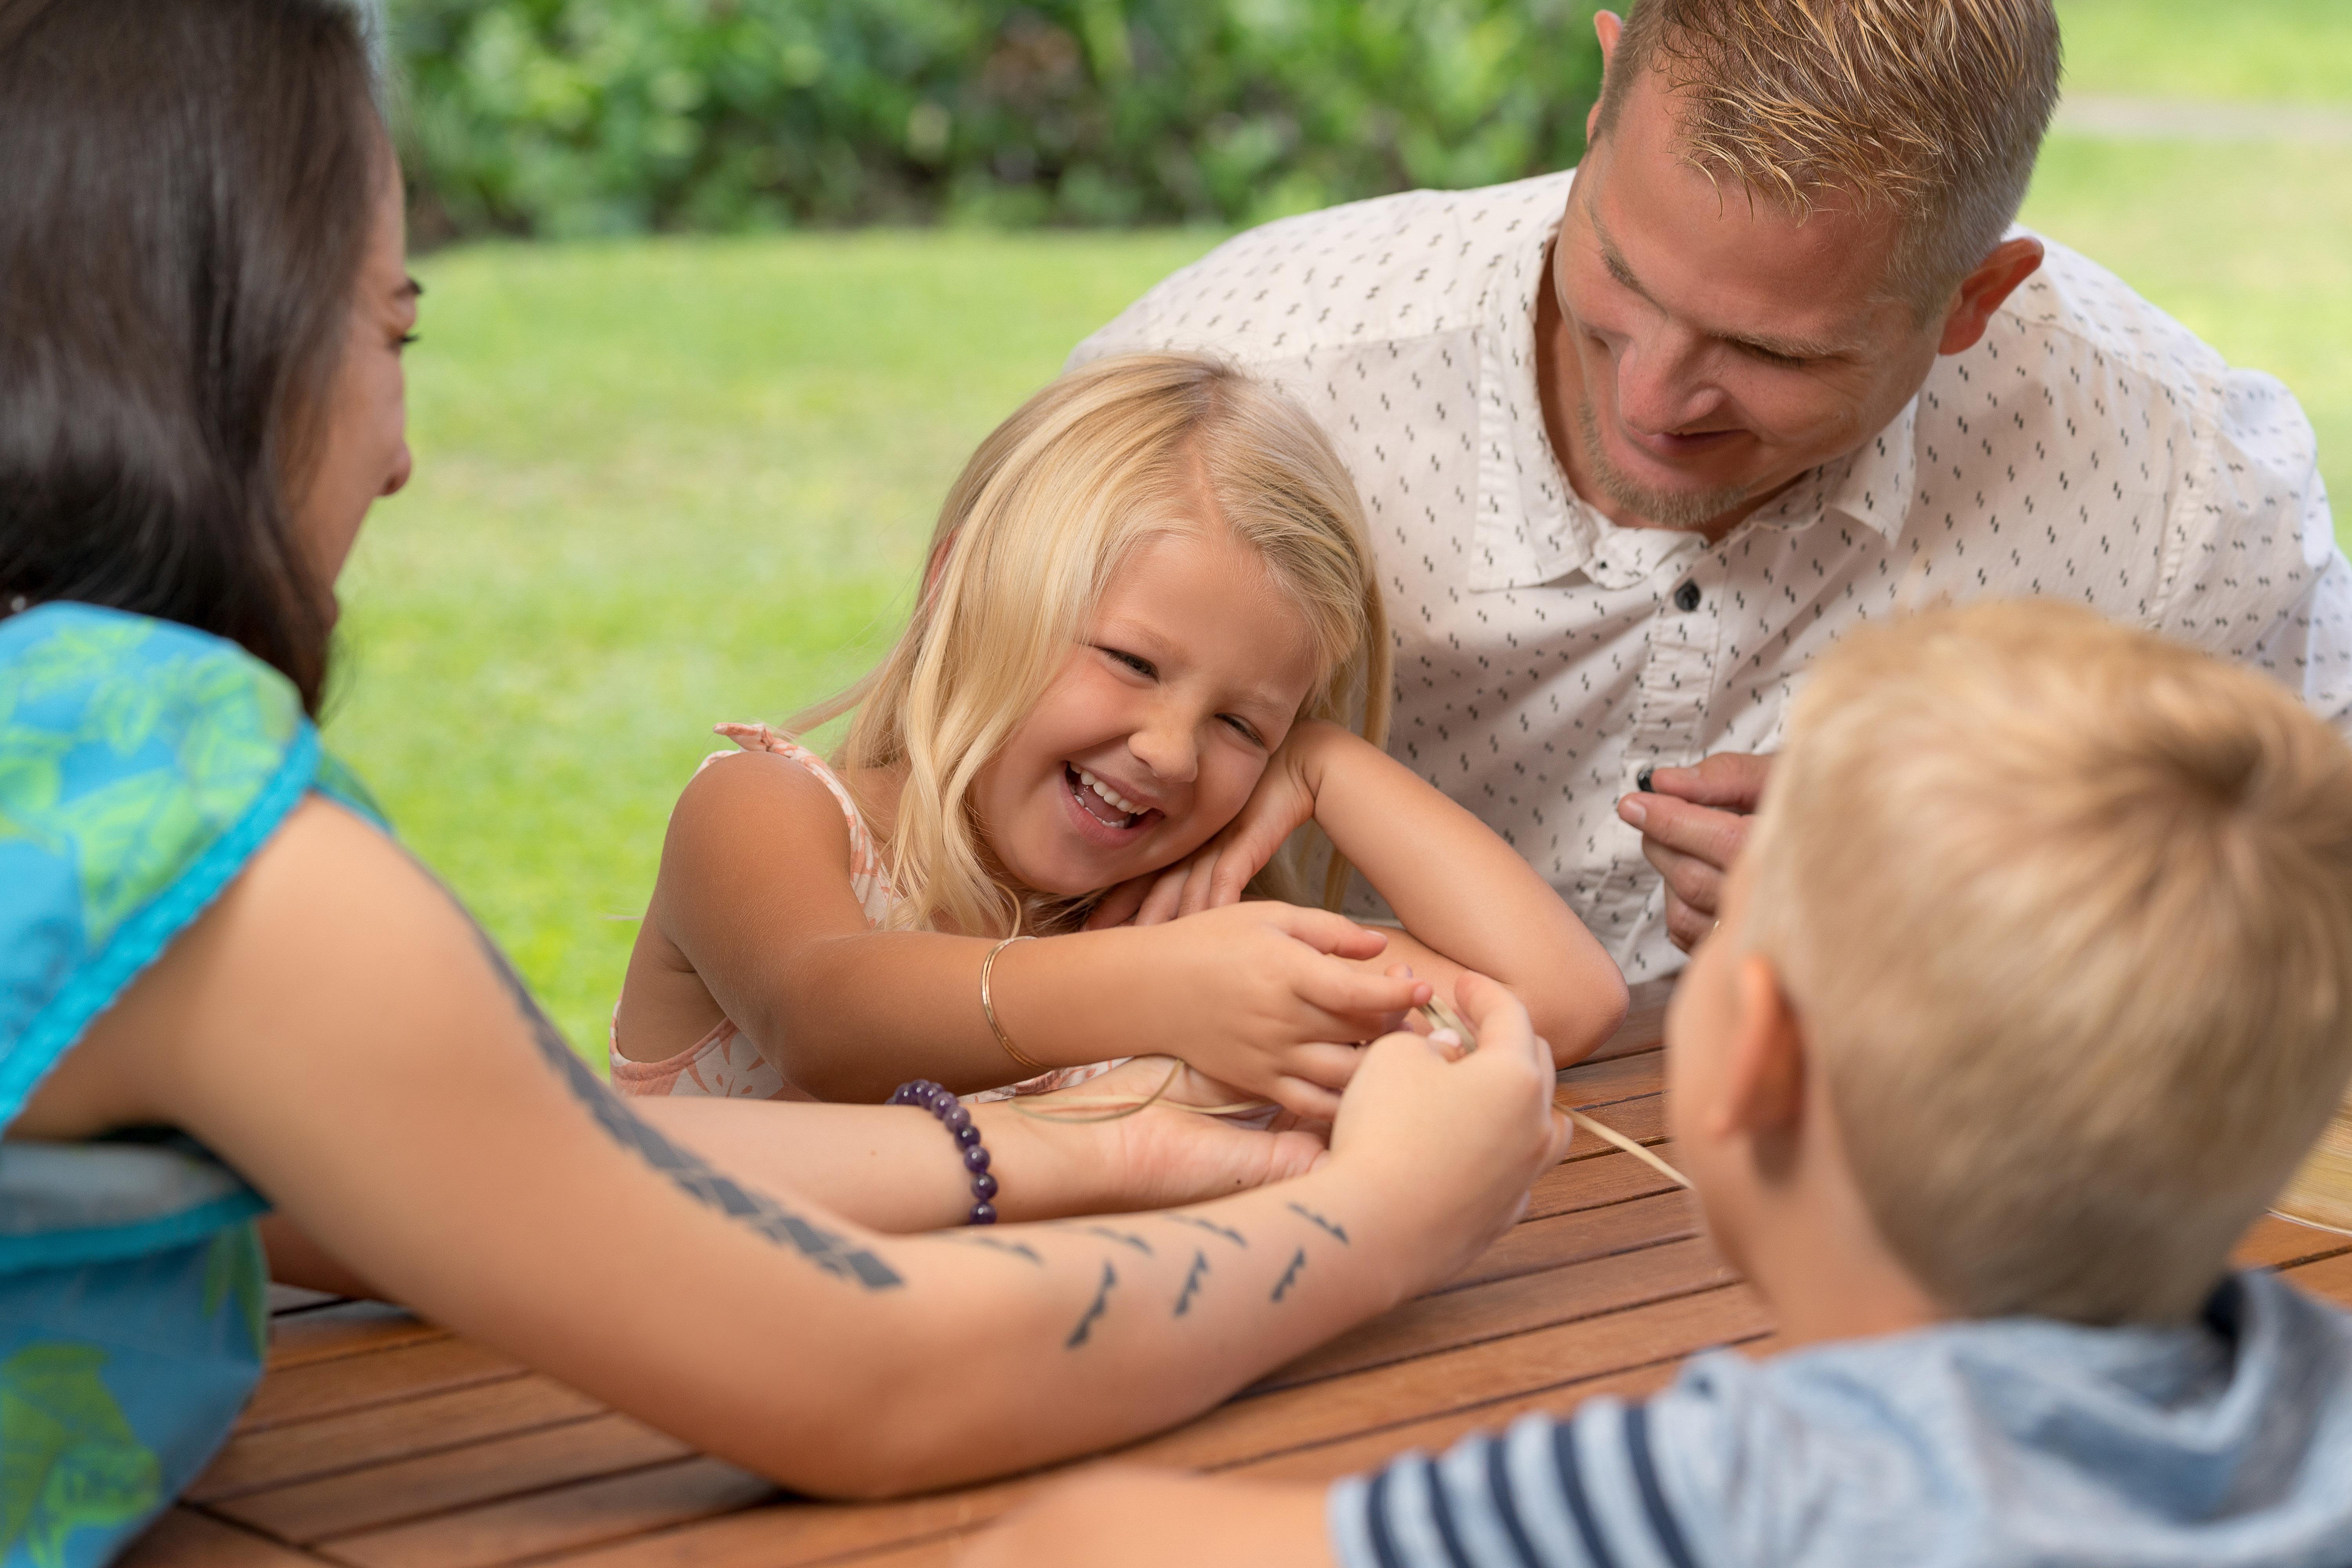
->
xmin=390 ymin=0 xmax=1605 ymax=240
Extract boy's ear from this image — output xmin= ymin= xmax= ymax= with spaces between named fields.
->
xmin=1717 ymin=954 xmax=1806 ymax=1137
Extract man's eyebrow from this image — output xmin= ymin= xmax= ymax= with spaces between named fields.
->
xmin=1588 ymin=204 xmax=1852 ymax=363
xmin=396 ymin=276 xmax=424 ymax=300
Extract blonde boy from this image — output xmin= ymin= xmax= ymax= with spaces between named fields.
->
xmin=971 ymin=603 xmax=2352 ymax=1567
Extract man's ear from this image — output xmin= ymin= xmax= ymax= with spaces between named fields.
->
xmin=1935 ymin=235 xmax=2045 ymax=356
xmin=1584 ymin=11 xmax=1624 ymax=143
xmin=1715 ymin=954 xmax=1806 ymax=1137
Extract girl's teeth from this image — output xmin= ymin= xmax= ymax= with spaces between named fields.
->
xmin=1077 ymin=769 xmax=1141 ymax=817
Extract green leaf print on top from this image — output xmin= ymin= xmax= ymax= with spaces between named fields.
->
xmin=0 ymin=1344 xmax=161 ymax=1568
xmin=0 ymin=614 xmax=299 ymax=948
xmin=201 ymin=1226 xmax=270 ymax=1361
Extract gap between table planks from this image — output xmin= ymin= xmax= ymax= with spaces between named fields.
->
xmin=121 ymin=978 xmax=2352 ymax=1566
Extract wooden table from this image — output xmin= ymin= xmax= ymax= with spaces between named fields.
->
xmin=126 ymin=981 xmax=2352 ymax=1567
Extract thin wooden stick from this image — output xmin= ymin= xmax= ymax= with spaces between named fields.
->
xmin=1418 ymin=996 xmax=1688 ymax=1186
xmin=2269 ymin=1207 xmax=2352 ymax=1239
xmin=1564 ymin=1106 xmax=1692 ymax=1188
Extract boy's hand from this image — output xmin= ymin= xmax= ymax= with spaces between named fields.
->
xmin=1124 ymin=899 xmax=1428 ymax=1121
xmin=1325 ymin=974 xmax=1572 ymax=1293
xmin=1086 ymin=720 xmax=1355 ymax=929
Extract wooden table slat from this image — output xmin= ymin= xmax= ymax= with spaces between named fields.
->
xmin=118 ymin=1507 xmax=333 ymax=1566
xmin=1555 ymin=1092 xmax=1664 ymax=1151
xmin=1552 ymin=1048 xmax=1663 ymax=1107
xmin=320 ymin=1456 xmax=775 ymax=1568
xmin=1234 ymin=1355 xmax=1705 ymax=1483
xmin=215 ymin=1413 xmax=694 ymax=1546
xmin=1439 ymin=1188 xmax=1703 ymax=1294
xmin=1261 ymin=1234 xmax=1736 ymax=1391
xmin=195 ymin=1376 xmax=613 ymax=1503
xmin=1523 ymin=1138 xmax=1685 ymax=1221
xmin=236 ymin=1336 xmax=524 ymax=1432
xmin=266 ymin=1300 xmax=449 ymax=1372
xmin=2279 ymin=1246 xmax=2352 ymax=1305
xmin=1137 ymin=1282 xmax=1771 ymax=1473
xmin=2235 ymin=1214 xmax=2352 ymax=1272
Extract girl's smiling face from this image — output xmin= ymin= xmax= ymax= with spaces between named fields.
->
xmin=972 ymin=526 xmax=1324 ymax=898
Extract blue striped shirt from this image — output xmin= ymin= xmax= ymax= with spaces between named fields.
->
xmin=1330 ymin=1270 xmax=2352 ymax=1568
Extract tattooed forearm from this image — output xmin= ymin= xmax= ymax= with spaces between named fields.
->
xmin=472 ymin=928 xmax=901 ymax=1291
xmin=1067 ymin=1260 xmax=1117 ymax=1348
xmin=1172 ymin=1250 xmax=1210 ymax=1317
xmin=1082 ymin=1225 xmax=1154 ymax=1257
xmin=1157 ymin=1211 xmax=1247 ymax=1248
xmin=1287 ymin=1202 xmax=1351 ymax=1245
xmin=1270 ymin=1246 xmax=1308 ymax=1302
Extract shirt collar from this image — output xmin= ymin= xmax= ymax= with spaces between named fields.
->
xmin=1470 ymin=171 xmax=1602 ymax=592
xmin=1770 ymin=393 xmax=1919 ymax=545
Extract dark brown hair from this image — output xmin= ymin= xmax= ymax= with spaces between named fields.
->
xmin=0 ymin=0 xmax=386 ymax=712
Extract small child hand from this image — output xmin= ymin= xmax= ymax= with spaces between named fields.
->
xmin=1326 ymin=975 xmax=1573 ymax=1287
xmin=1128 ymin=900 xmax=1432 ymax=1121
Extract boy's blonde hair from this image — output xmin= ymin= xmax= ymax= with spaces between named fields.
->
xmin=1745 ymin=602 xmax=2352 ymax=1323
xmin=799 ymin=352 xmax=1388 ymax=938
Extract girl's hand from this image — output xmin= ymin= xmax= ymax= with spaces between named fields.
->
xmin=1118 ymin=899 xmax=1430 ymax=1121
xmin=1085 ymin=720 xmax=1356 ymax=929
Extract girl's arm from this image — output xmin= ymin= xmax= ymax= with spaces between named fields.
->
xmin=25 ymin=798 xmax=1568 ymax=1499
xmin=1102 ymin=722 xmax=1629 ymax=1067
xmin=258 ymin=1060 xmax=1335 ymax=1298
xmin=622 ymin=750 xmax=1428 ymax=1109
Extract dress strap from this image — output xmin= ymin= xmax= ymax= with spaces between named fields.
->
xmin=705 ymin=723 xmax=901 ymax=919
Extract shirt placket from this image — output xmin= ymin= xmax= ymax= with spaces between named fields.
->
xmin=1585 ymin=554 xmax=1724 ymax=964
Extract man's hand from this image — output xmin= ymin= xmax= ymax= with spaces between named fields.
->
xmin=1617 ymin=752 xmax=1772 ymax=952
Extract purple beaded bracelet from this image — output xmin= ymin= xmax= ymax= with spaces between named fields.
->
xmin=887 ymin=1079 xmax=999 ymax=1225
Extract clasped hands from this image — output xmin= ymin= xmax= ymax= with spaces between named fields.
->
xmin=1074 ymin=722 xmax=1492 ymax=1122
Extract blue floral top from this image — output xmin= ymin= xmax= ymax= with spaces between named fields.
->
xmin=0 ymin=603 xmax=383 ymax=1567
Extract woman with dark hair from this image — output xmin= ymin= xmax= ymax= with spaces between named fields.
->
xmin=0 ymin=0 xmax=1572 ymax=1560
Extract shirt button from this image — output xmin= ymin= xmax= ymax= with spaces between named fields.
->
xmin=1673 ymin=580 xmax=1702 ymax=612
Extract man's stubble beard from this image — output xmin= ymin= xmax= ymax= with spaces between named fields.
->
xmin=1573 ymin=396 xmax=1752 ymax=534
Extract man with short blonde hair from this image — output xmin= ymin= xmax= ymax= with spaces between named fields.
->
xmin=1073 ymin=0 xmax=2350 ymax=979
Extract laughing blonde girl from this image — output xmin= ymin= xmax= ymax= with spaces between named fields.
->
xmin=612 ymin=354 xmax=1626 ymax=1118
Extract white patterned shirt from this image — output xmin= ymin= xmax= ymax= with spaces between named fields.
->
xmin=1069 ymin=169 xmax=2352 ymax=981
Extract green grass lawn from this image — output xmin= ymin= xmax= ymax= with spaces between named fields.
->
xmin=338 ymin=9 xmax=2352 ymax=1063
xmin=2057 ymin=0 xmax=2352 ymax=103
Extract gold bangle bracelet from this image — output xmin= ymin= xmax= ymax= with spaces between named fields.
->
xmin=981 ymin=935 xmax=1047 ymax=1072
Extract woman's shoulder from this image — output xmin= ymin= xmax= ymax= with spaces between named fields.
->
xmin=0 ymin=602 xmax=334 ymax=1123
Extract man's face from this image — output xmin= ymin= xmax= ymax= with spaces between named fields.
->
xmin=1551 ymin=67 xmax=1946 ymax=533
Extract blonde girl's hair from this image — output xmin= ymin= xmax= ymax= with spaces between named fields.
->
xmin=793 ymin=352 xmax=1390 ymax=939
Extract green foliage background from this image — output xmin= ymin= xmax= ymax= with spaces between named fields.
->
xmin=390 ymin=0 xmax=1606 ymax=240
